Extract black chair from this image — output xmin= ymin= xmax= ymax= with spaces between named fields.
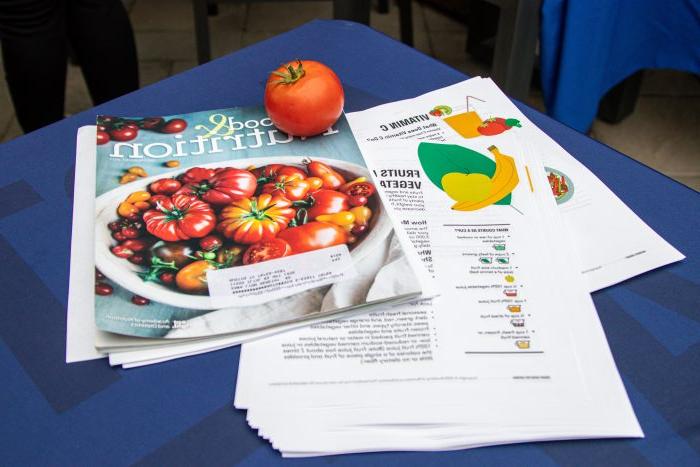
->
xmin=192 ymin=0 xmax=371 ymax=64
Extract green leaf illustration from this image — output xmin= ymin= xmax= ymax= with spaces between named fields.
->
xmin=417 ymin=142 xmax=511 ymax=205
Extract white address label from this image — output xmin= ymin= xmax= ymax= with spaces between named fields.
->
xmin=206 ymin=244 xmax=357 ymax=308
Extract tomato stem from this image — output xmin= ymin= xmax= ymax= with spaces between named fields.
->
xmin=292 ymin=194 xmax=314 ymax=209
xmin=165 ymin=207 xmax=185 ymax=221
xmin=138 ymin=257 xmax=178 ymax=284
xmin=271 ymin=60 xmax=305 ymax=85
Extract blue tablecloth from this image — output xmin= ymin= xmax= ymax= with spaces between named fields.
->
xmin=540 ymin=0 xmax=700 ymax=132
xmin=0 ymin=20 xmax=698 ymax=466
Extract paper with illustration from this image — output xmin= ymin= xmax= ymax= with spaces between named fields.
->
xmin=234 ymin=78 xmax=643 ymax=456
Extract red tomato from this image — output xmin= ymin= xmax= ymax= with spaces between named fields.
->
xmin=96 ymin=130 xmax=110 ymax=145
xmin=262 ymin=175 xmax=310 ymax=201
xmin=217 ymin=194 xmax=295 ymax=244
xmin=121 ymin=238 xmax=152 ymax=252
xmin=161 ymin=118 xmax=188 ymax=134
xmin=178 ymin=168 xmax=257 ymax=205
xmin=252 ymin=164 xmax=307 ymax=183
xmin=340 ymin=179 xmax=375 ymax=206
xmin=179 ymin=167 xmax=216 ymax=184
xmin=340 ymin=179 xmax=375 ymax=197
xmin=127 ymin=253 xmax=146 ymax=265
xmin=143 ymin=194 xmax=216 ymax=241
xmin=131 ymin=295 xmax=150 ymax=305
xmin=149 ymin=178 xmax=182 ymax=195
xmin=278 ymin=221 xmax=348 ymax=254
xmin=199 ymin=234 xmax=223 ymax=251
xmin=140 ymin=117 xmax=165 ymax=130
xmin=351 ymin=224 xmax=368 ymax=236
xmin=121 ymin=226 xmax=140 ymax=239
xmin=112 ymin=231 xmax=127 ymax=242
xmin=348 ymin=195 xmax=368 ymax=207
xmin=98 ymin=116 xmax=117 ymax=126
xmin=477 ymin=119 xmax=507 ymax=136
xmin=159 ymin=271 xmax=176 ymax=284
xmin=111 ymin=245 xmax=133 ymax=258
xmin=306 ymin=189 xmax=350 ymax=219
xmin=305 ymin=160 xmax=346 ymax=189
xmin=150 ymin=194 xmax=171 ymax=206
xmin=243 ymin=238 xmax=292 ymax=265
xmin=95 ymin=282 xmax=113 ymax=296
xmin=110 ymin=126 xmax=138 ymax=142
xmin=306 ymin=176 xmax=323 ymax=192
xmin=175 ymin=260 xmax=215 ymax=294
xmin=264 ymin=60 xmax=344 ymax=137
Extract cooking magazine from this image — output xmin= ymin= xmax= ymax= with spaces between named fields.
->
xmin=93 ymin=107 xmax=422 ymax=339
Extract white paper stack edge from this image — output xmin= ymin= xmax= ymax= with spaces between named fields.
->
xmin=231 ymin=78 xmax=684 ymax=456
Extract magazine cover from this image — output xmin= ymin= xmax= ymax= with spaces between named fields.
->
xmin=94 ymin=108 xmax=422 ymax=338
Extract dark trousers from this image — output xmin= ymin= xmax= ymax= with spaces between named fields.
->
xmin=0 ymin=0 xmax=138 ymax=133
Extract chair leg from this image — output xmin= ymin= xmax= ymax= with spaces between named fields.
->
xmin=207 ymin=1 xmax=219 ymax=16
xmin=491 ymin=0 xmax=540 ymax=100
xmin=398 ymin=0 xmax=413 ymax=46
xmin=465 ymin=0 xmax=499 ymax=61
xmin=597 ymin=71 xmax=643 ymax=123
xmin=333 ymin=0 xmax=371 ymax=25
xmin=192 ymin=0 xmax=212 ymax=64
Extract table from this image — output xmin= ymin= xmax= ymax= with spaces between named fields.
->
xmin=1 ymin=20 xmax=698 ymax=466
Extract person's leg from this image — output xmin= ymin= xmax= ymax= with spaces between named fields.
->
xmin=66 ymin=0 xmax=138 ymax=105
xmin=0 ymin=0 xmax=68 ymax=133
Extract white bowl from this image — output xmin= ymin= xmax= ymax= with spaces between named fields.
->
xmin=95 ymin=157 xmax=391 ymax=310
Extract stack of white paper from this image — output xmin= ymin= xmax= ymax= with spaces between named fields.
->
xmin=232 ymin=78 xmax=684 ymax=456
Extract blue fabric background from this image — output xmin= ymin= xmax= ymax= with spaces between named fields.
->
xmin=540 ymin=0 xmax=700 ymax=131
xmin=0 ymin=20 xmax=698 ymax=466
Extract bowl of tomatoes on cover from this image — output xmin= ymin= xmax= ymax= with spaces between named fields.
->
xmin=94 ymin=157 xmax=391 ymax=310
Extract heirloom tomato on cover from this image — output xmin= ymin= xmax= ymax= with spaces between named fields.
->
xmin=177 ymin=167 xmax=257 ymax=205
xmin=264 ymin=60 xmax=344 ymax=137
xmin=243 ymin=238 xmax=292 ymax=265
xmin=175 ymin=260 xmax=216 ymax=294
xmin=143 ymin=194 xmax=216 ymax=241
xmin=149 ymin=178 xmax=182 ymax=195
xmin=305 ymin=189 xmax=350 ymax=219
xmin=217 ymin=194 xmax=295 ymax=244
xmin=160 ymin=118 xmax=188 ymax=134
xmin=179 ymin=167 xmax=215 ymax=184
xmin=252 ymin=164 xmax=307 ymax=183
xmin=340 ymin=178 xmax=375 ymax=206
xmin=262 ymin=175 xmax=311 ymax=201
xmin=305 ymin=176 xmax=323 ymax=192
xmin=305 ymin=159 xmax=346 ymax=189
xmin=96 ymin=130 xmax=110 ymax=145
xmin=277 ymin=221 xmax=347 ymax=254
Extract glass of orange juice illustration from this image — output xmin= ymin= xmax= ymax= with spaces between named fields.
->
xmin=444 ymin=111 xmax=483 ymax=138
xmin=515 ymin=340 xmax=530 ymax=349
xmin=442 ymin=95 xmax=485 ymax=138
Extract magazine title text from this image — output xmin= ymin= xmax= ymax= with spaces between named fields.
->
xmin=108 ymin=113 xmax=339 ymax=159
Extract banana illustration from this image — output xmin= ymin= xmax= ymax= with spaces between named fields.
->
xmin=446 ymin=145 xmax=519 ymax=211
